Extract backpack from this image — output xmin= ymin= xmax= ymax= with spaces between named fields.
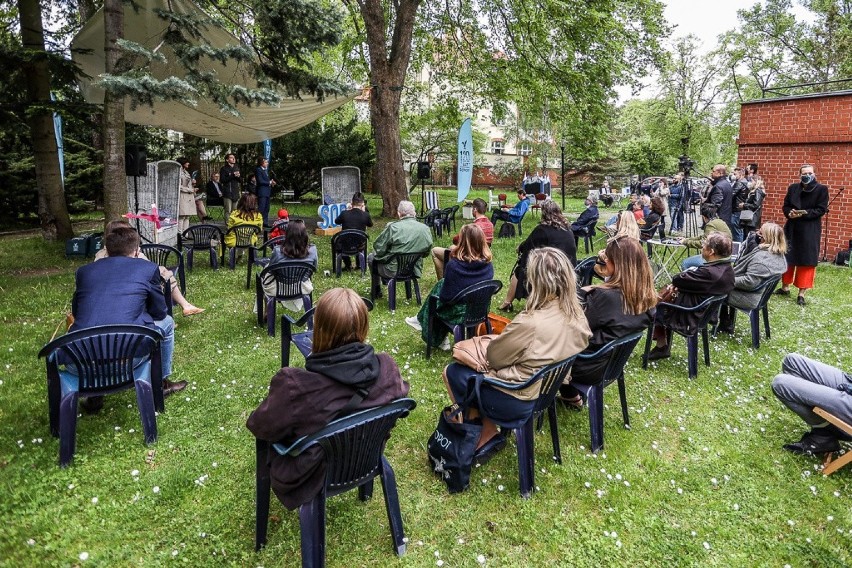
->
xmin=497 ymin=222 xmax=515 ymax=238
xmin=835 ymin=249 xmax=851 ymax=266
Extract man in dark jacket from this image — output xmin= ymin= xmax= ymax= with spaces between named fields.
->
xmin=570 ymin=195 xmax=600 ymax=240
xmin=334 ymin=193 xmax=374 ymax=270
xmin=706 ymin=164 xmax=733 ymax=226
xmin=730 ymin=167 xmax=749 ymax=242
xmin=776 ymin=164 xmax=829 ymax=305
xmin=219 ymin=153 xmax=241 ymax=218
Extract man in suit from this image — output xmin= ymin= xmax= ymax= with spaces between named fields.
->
xmin=254 ymin=157 xmax=276 ymax=226
xmin=71 ymin=226 xmax=185 ymax=411
xmin=706 ymin=164 xmax=733 ymax=227
xmin=219 ymin=153 xmax=241 ymax=218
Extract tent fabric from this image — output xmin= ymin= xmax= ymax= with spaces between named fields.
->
xmin=71 ymin=0 xmax=355 ymax=144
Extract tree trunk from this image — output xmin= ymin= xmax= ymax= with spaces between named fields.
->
xmin=357 ymin=0 xmax=422 ymax=217
xmin=18 ymin=0 xmax=74 ymax=240
xmin=102 ymin=0 xmax=126 ymax=228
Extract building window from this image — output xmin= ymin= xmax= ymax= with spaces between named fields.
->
xmin=491 ymin=140 xmax=504 ymax=155
xmin=519 ymin=144 xmax=532 ymax=156
xmin=492 ymin=104 xmax=508 ymax=126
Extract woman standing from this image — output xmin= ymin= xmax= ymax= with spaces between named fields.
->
xmin=406 ymin=224 xmax=493 ymax=351
xmin=777 ymin=164 xmax=828 ymax=306
xmin=177 ymin=158 xmax=196 ymax=233
xmin=653 ymin=178 xmax=671 ymax=232
xmin=740 ymin=175 xmax=767 ymax=234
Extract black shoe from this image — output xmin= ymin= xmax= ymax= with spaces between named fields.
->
xmin=782 ymin=430 xmax=840 ymax=456
xmin=647 ymin=346 xmax=671 ymax=361
xmin=162 ymin=380 xmax=187 ymax=397
xmin=775 ymin=288 xmax=790 ymax=296
xmin=80 ymin=396 xmax=104 ymax=414
xmin=796 ymin=296 xmax=806 ymax=306
xmin=473 ymin=433 xmax=507 ymax=466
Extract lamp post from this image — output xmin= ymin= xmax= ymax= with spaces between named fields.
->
xmin=560 ymin=139 xmax=566 ymax=210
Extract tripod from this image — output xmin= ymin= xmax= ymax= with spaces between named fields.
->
xmin=820 ymin=186 xmax=846 ymax=262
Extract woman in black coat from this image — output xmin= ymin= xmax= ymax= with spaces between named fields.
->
xmin=499 ymin=200 xmax=577 ymax=311
xmin=777 ymin=165 xmax=828 ymax=305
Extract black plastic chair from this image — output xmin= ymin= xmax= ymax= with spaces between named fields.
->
xmin=569 ymin=330 xmax=645 ymax=453
xmin=280 ymin=298 xmax=374 ymax=368
xmin=37 ymin=325 xmax=164 ymax=467
xmin=574 ymin=257 xmax=598 ymax=289
xmin=642 ymin=294 xmax=727 ymax=379
xmin=140 ymin=243 xmax=186 ymax=295
xmin=446 ymin=205 xmax=460 ymax=233
xmin=477 ymin=356 xmax=577 ymax=498
xmin=371 ymin=251 xmax=428 ymax=311
xmin=256 ymin=261 xmax=316 ymax=337
xmin=246 ymin=235 xmax=287 ymax=289
xmin=225 ymin=224 xmax=263 ymax=270
xmin=436 ymin=205 xmax=459 ymax=236
xmin=179 ymin=224 xmax=224 ymax=270
xmin=573 ymin=217 xmax=599 ymax=253
xmin=255 ymin=398 xmax=417 ymax=566
xmin=720 ymin=275 xmax=781 ymax=349
xmin=330 ymin=230 xmax=369 ymax=277
xmin=418 ymin=209 xmax=442 ymax=237
xmin=425 ymin=280 xmax=503 ymax=359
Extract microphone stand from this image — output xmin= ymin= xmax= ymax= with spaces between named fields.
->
xmin=820 ymin=186 xmax=845 ymax=262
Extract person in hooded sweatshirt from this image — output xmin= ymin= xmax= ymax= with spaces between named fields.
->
xmin=246 ymin=287 xmax=409 ymax=510
xmin=405 ymin=223 xmax=494 ymax=351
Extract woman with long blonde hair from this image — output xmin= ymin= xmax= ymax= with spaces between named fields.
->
xmin=442 ymin=247 xmax=591 ymax=462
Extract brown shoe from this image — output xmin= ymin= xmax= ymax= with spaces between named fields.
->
xmin=162 ymin=380 xmax=187 ymax=397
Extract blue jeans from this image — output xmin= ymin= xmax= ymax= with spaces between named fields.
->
xmin=729 ymin=214 xmax=743 ymax=242
xmin=669 ymin=199 xmax=683 ymax=231
xmin=154 ymin=316 xmax=175 ymax=380
xmin=680 ymin=254 xmax=704 ymax=271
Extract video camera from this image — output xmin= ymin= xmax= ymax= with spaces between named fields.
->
xmin=678 ymin=155 xmax=694 ymax=176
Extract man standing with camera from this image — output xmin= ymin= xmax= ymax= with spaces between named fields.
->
xmin=776 ymin=164 xmax=828 ymax=306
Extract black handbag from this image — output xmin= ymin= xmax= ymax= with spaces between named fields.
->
xmin=427 ymin=379 xmax=483 ymax=494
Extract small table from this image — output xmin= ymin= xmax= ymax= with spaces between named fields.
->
xmin=647 ymin=239 xmax=695 ymax=286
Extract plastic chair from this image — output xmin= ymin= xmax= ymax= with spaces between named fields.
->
xmin=140 ymin=243 xmax=186 ymax=295
xmin=256 ymin=261 xmax=316 ymax=337
xmin=720 ymin=275 xmax=781 ymax=349
xmin=570 ymin=331 xmax=645 ymax=453
xmin=425 ymin=280 xmax=503 ymax=359
xmin=642 ymin=295 xmax=727 ymax=379
xmin=37 ymin=324 xmax=164 ymax=467
xmin=255 ymin=399 xmax=417 ymax=566
xmin=418 ymin=208 xmax=442 ymax=237
xmin=499 ymin=206 xmax=528 ymax=238
xmin=330 ymin=230 xmax=368 ymax=277
xmin=445 ymin=205 xmax=460 ymax=233
xmin=370 ymin=251 xmax=428 ymax=311
xmin=225 ymin=224 xmax=263 ymax=270
xmin=573 ymin=217 xmax=599 ymax=253
xmin=246 ymin=235 xmax=287 ymax=289
xmin=179 ymin=224 xmax=224 ymax=270
xmin=280 ymin=297 xmax=374 ymax=368
xmin=574 ymin=257 xmax=598 ymax=289
xmin=488 ymin=190 xmax=500 ymax=210
xmin=530 ymin=193 xmax=547 ymax=217
xmin=477 ymin=356 xmax=577 ymax=498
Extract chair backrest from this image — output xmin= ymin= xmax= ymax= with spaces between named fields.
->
xmin=639 ymin=221 xmax=660 ymax=241
xmin=140 ymin=243 xmax=182 ymax=271
xmin=444 ymin=280 xmax=503 ymax=329
xmin=754 ymin=275 xmax=782 ymax=310
xmin=256 ymin=235 xmax=286 ymax=257
xmin=576 ymin=330 xmax=644 ymax=387
xmin=424 ymin=191 xmax=439 ymax=211
xmin=480 ymin=355 xmax=577 ymax=417
xmin=181 ymin=224 xmax=223 ymax=250
xmin=658 ymin=294 xmax=728 ymax=331
xmin=438 ymin=207 xmax=455 ymax=223
xmin=331 ymin=230 xmax=369 ymax=255
xmin=259 ymin=261 xmax=316 ymax=300
xmin=574 ymin=257 xmax=597 ymax=288
xmin=38 ymin=325 xmax=162 ymax=393
xmin=389 ymin=251 xmax=427 ymax=279
xmin=273 ymin=399 xmax=416 ymax=495
xmin=226 ymin=224 xmax=262 ymax=248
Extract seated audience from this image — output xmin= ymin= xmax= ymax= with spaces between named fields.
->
xmin=333 ymin=193 xmax=374 ymax=271
xmin=570 ymin=195 xmax=600 ymax=240
xmin=406 ymin=224 xmax=494 ymax=350
xmin=604 ymin=210 xmax=641 ymax=241
xmin=369 ymin=200 xmax=433 ymax=299
xmin=639 ymin=196 xmax=666 ymax=239
xmin=559 ymin=237 xmax=657 ymax=408
xmin=679 ymin=203 xmax=732 ymax=271
xmin=442 ymin=247 xmax=591 ymax=461
xmin=268 ymin=209 xmax=289 ymax=239
xmin=224 ymin=193 xmax=263 ymax=250
xmin=499 ymin=200 xmax=577 ymax=312
xmin=647 ymin=233 xmax=735 ymax=361
xmin=718 ymin=222 xmax=788 ymax=333
xmin=267 ymin=220 xmax=318 ymax=311
xmin=246 ymin=288 xmax=410 ymax=509
xmin=772 ymin=353 xmax=852 ymax=456
xmin=432 ymin=198 xmax=493 ymax=279
xmin=490 ymin=189 xmax=530 ymax=226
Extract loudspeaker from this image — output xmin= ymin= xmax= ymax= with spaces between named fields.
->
xmin=125 ymin=144 xmax=148 ymax=177
xmin=417 ymin=161 xmax=431 ymax=180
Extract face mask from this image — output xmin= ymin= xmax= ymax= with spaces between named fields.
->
xmin=801 ymin=173 xmax=814 ymax=185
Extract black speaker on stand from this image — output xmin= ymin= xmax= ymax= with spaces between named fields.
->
xmin=417 ymin=161 xmax=431 ymax=214
xmin=125 ymin=144 xmax=148 ymax=235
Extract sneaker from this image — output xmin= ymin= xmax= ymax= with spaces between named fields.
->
xmin=438 ymin=337 xmax=452 ymax=351
xmin=782 ymin=430 xmax=840 ymax=456
xmin=405 ymin=316 xmax=422 ymax=331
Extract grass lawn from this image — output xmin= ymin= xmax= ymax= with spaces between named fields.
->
xmin=1 ymin=189 xmax=851 ymax=567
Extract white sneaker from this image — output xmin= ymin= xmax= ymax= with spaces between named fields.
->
xmin=405 ymin=316 xmax=422 ymax=331
xmin=438 ymin=337 xmax=452 ymax=351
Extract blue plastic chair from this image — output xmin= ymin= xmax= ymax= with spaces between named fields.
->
xmin=255 ymin=398 xmax=417 ymax=566
xmin=477 ymin=356 xmax=578 ymax=498
xmin=256 ymin=260 xmax=316 ymax=337
xmin=720 ymin=275 xmax=781 ymax=349
xmin=37 ymin=325 xmax=164 ymax=467
xmin=370 ymin=251 xmax=428 ymax=311
xmin=425 ymin=280 xmax=503 ymax=359
xmin=570 ymin=330 xmax=645 ymax=453
xmin=642 ymin=294 xmax=727 ymax=379
xmin=330 ymin=230 xmax=369 ymax=277
xmin=280 ymin=297 xmax=374 ymax=368
xmin=179 ymin=224 xmax=224 ymax=270
xmin=140 ymin=243 xmax=186 ymax=295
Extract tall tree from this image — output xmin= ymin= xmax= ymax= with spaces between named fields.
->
xmin=17 ymin=0 xmax=74 ymax=239
xmin=101 ymin=0 xmax=126 ymax=226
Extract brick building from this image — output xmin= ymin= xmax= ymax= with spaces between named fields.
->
xmin=737 ymin=91 xmax=852 ymax=261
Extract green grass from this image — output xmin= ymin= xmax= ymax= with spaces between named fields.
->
xmin=1 ymin=189 xmax=851 ymax=567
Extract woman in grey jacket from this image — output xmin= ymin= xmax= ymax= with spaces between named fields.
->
xmin=718 ymin=222 xmax=787 ymax=332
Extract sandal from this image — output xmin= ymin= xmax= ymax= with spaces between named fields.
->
xmin=182 ymin=306 xmax=205 ymax=317
xmin=556 ymin=394 xmax=584 ymax=411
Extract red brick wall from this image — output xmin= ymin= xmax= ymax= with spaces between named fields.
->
xmin=737 ymin=92 xmax=852 ymax=260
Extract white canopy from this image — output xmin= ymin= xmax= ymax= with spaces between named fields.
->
xmin=71 ymin=0 xmax=356 ymax=143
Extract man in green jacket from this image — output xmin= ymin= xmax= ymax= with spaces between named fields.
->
xmin=369 ymin=200 xmax=433 ymax=298
xmin=680 ymin=203 xmax=732 ymax=270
